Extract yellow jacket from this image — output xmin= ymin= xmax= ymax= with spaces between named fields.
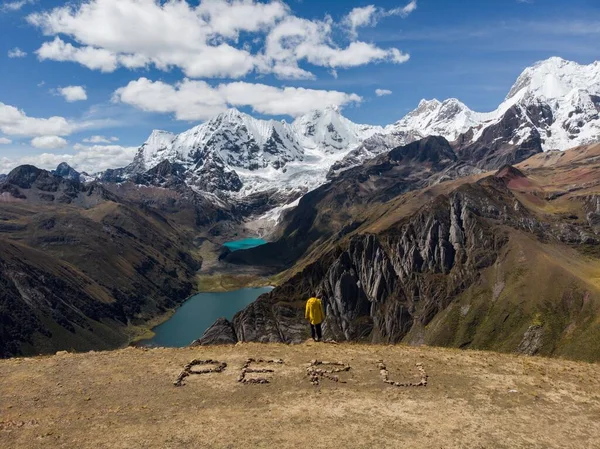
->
xmin=305 ymin=297 xmax=325 ymax=325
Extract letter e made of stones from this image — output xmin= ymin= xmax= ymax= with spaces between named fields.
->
xmin=238 ymin=358 xmax=284 ymax=384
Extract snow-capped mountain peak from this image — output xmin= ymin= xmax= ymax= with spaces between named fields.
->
xmin=292 ymin=105 xmax=383 ymax=153
xmin=130 ymin=129 xmax=176 ymax=173
xmin=506 ymin=57 xmax=600 ymax=103
xmin=109 ymin=57 xmax=600 ymax=219
xmin=483 ymin=57 xmax=600 ymax=149
xmin=121 ymin=107 xmax=383 ymax=199
xmin=387 ymin=97 xmax=483 ymax=142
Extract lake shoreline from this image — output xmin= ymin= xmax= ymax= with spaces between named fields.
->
xmin=196 ymin=273 xmax=275 ymax=292
xmin=130 ymin=236 xmax=274 ymax=348
xmin=136 ymin=286 xmax=274 ymax=348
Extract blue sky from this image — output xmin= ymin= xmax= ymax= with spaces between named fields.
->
xmin=1 ymin=0 xmax=599 ymax=173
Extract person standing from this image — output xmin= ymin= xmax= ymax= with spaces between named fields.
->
xmin=305 ymin=296 xmax=325 ymax=342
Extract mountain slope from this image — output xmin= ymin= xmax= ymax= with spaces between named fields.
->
xmin=0 ymin=166 xmax=219 ymax=357
xmin=224 ymin=135 xmax=533 ymax=270
xmin=199 ymin=143 xmax=600 ymax=362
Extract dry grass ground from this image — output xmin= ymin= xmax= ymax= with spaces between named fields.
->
xmin=1 ymin=343 xmax=600 ymax=449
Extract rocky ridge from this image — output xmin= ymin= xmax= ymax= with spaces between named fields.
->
xmin=197 ymin=143 xmax=600 ymax=362
xmin=97 ymin=58 xmax=600 ymax=219
xmin=331 ymin=57 xmax=600 ymax=176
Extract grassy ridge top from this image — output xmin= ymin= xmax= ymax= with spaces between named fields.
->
xmin=1 ymin=342 xmax=599 ymax=448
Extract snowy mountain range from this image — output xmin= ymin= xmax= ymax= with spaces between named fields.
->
xmin=107 ymin=105 xmax=384 ymax=201
xmin=106 ymin=57 xmax=600 ymax=209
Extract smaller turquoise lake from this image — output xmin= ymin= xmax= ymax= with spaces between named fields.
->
xmin=223 ymin=238 xmax=267 ymax=251
xmin=144 ymin=287 xmax=273 ymax=347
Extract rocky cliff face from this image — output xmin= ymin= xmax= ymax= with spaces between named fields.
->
xmin=197 ymin=154 xmax=600 ymax=361
xmin=199 ymin=178 xmax=520 ymax=344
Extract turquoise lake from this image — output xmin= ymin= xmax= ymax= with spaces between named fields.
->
xmin=223 ymin=237 xmax=267 ymax=251
xmin=144 ymin=287 xmax=273 ymax=347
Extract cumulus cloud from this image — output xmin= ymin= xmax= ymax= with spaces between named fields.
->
xmin=0 ymin=102 xmax=111 ymax=138
xmin=0 ymin=137 xmax=12 ymax=144
xmin=261 ymin=16 xmax=409 ymax=76
xmin=37 ymin=37 xmax=119 ymax=72
xmin=28 ymin=0 xmax=411 ymax=79
xmin=0 ymin=144 xmax=137 ymax=174
xmin=113 ymin=77 xmax=362 ymax=120
xmin=83 ymin=135 xmax=119 ymax=144
xmin=70 ymin=144 xmax=138 ymax=171
xmin=31 ymin=135 xmax=68 ymax=150
xmin=375 ymin=89 xmax=392 ymax=96
xmin=344 ymin=1 xmax=417 ymax=37
xmin=8 ymin=47 xmax=27 ymax=58
xmin=0 ymin=102 xmax=74 ymax=136
xmin=57 ymin=85 xmax=88 ymax=102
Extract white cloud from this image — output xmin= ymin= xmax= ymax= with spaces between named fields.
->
xmin=0 ymin=102 xmax=113 ymax=138
xmin=0 ymin=144 xmax=137 ymax=174
xmin=31 ymin=135 xmax=68 ymax=150
xmin=37 ymin=37 xmax=119 ymax=72
xmin=57 ymin=85 xmax=88 ymax=102
xmin=8 ymin=47 xmax=27 ymax=58
xmin=391 ymin=0 xmax=418 ymax=17
xmin=82 ymin=135 xmax=118 ymax=144
xmin=1 ymin=0 xmax=35 ymax=12
xmin=113 ymin=77 xmax=362 ymax=120
xmin=344 ymin=1 xmax=417 ymax=37
xmin=0 ymin=137 xmax=12 ymax=144
xmin=344 ymin=5 xmax=379 ymax=38
xmin=260 ymin=15 xmax=409 ymax=78
xmin=221 ymin=82 xmax=362 ymax=117
xmin=28 ymin=0 xmax=411 ymax=79
xmin=70 ymin=144 xmax=138 ymax=171
xmin=375 ymin=89 xmax=392 ymax=96
xmin=0 ymin=102 xmax=74 ymax=137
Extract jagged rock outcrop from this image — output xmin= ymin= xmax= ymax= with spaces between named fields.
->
xmin=202 ymin=178 xmax=525 ymax=344
xmin=134 ymin=160 xmax=187 ymax=188
xmin=52 ymin=162 xmax=82 ymax=182
xmin=192 ymin=318 xmax=237 ymax=346
xmin=454 ymin=105 xmax=544 ymax=169
xmin=200 ymin=161 xmax=600 ymax=358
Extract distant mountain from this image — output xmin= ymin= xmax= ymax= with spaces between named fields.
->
xmin=52 ymin=162 xmax=82 ymax=182
xmin=0 ymin=163 xmax=232 ymax=357
xmin=332 ymin=57 xmax=600 ymax=176
xmin=104 ymin=106 xmax=382 ymax=202
xmin=94 ymin=57 xmax=599 ymax=221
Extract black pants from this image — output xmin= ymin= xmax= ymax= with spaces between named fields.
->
xmin=310 ymin=323 xmax=322 ymax=340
